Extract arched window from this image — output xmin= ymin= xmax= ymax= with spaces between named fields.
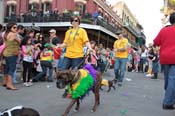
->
xmin=29 ymin=3 xmax=39 ymax=11
xmin=6 ymin=0 xmax=17 ymax=17
xmin=42 ymin=2 xmax=51 ymax=13
xmin=29 ymin=0 xmax=39 ymax=11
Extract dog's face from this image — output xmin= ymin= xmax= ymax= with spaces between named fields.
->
xmin=56 ymin=70 xmax=79 ymax=89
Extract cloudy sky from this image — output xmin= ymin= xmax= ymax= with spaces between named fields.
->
xmin=107 ymin=0 xmax=164 ymax=45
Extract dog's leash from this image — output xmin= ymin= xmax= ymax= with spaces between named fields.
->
xmin=70 ymin=71 xmax=80 ymax=85
xmin=0 ymin=106 xmax=23 ymax=116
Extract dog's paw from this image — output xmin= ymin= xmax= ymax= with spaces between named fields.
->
xmin=73 ymin=109 xmax=78 ymax=112
xmin=91 ymin=109 xmax=95 ymax=112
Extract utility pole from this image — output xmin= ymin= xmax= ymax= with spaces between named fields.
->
xmin=0 ymin=0 xmax=4 ymax=24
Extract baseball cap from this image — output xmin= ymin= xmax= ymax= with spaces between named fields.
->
xmin=116 ymin=30 xmax=123 ymax=35
xmin=17 ymin=25 xmax=24 ymax=29
xmin=49 ymin=29 xmax=56 ymax=33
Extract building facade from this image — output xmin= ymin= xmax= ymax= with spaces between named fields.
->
xmin=3 ymin=0 xmax=145 ymax=48
xmin=112 ymin=1 xmax=146 ymax=48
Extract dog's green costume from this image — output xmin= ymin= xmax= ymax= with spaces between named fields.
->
xmin=68 ymin=69 xmax=95 ymax=99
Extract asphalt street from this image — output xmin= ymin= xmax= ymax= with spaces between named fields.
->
xmin=0 ymin=70 xmax=175 ymax=116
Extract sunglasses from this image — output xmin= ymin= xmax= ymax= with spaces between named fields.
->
xmin=71 ymin=19 xmax=78 ymax=22
xmin=12 ymin=26 xmax=17 ymax=29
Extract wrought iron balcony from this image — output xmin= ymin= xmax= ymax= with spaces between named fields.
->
xmin=123 ymin=21 xmax=140 ymax=37
xmin=4 ymin=12 xmax=120 ymax=35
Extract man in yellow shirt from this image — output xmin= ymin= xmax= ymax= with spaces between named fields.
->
xmin=113 ymin=32 xmax=129 ymax=87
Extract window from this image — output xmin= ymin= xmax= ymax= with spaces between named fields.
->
xmin=29 ymin=3 xmax=39 ymax=11
xmin=42 ymin=2 xmax=51 ymax=13
xmin=6 ymin=5 xmax=16 ymax=17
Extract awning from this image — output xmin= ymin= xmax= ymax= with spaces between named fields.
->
xmin=42 ymin=0 xmax=52 ymax=3
xmin=7 ymin=0 xmax=17 ymax=5
xmin=29 ymin=0 xmax=39 ymax=4
xmin=74 ymin=0 xmax=87 ymax=4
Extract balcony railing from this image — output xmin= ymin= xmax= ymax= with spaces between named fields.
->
xmin=123 ymin=21 xmax=140 ymax=37
xmin=4 ymin=13 xmax=120 ymax=34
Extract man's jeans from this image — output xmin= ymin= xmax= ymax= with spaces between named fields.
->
xmin=114 ymin=58 xmax=127 ymax=83
xmin=60 ymin=57 xmax=83 ymax=70
xmin=163 ymin=65 xmax=175 ymax=105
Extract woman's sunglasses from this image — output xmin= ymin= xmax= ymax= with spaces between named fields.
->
xmin=71 ymin=19 xmax=78 ymax=22
xmin=12 ymin=26 xmax=17 ymax=29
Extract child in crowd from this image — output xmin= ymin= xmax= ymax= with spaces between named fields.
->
xmin=85 ymin=40 xmax=98 ymax=69
xmin=134 ymin=51 xmax=140 ymax=72
xmin=32 ymin=43 xmax=54 ymax=82
xmin=21 ymin=36 xmax=34 ymax=87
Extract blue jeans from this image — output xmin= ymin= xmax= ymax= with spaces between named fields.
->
xmin=163 ymin=65 xmax=175 ymax=105
xmin=114 ymin=58 xmax=127 ymax=82
xmin=60 ymin=57 xmax=83 ymax=70
xmin=33 ymin=61 xmax=53 ymax=81
xmin=4 ymin=56 xmax=17 ymax=77
xmin=164 ymin=65 xmax=169 ymax=90
xmin=152 ymin=61 xmax=159 ymax=73
xmin=58 ymin=56 xmax=64 ymax=69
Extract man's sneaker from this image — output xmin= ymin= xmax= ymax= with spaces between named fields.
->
xmin=163 ymin=104 xmax=175 ymax=110
xmin=118 ymin=82 xmax=122 ymax=87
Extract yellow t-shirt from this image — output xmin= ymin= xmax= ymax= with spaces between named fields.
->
xmin=64 ymin=27 xmax=89 ymax=58
xmin=113 ymin=38 xmax=129 ymax=58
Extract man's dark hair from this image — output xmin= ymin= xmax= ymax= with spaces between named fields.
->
xmin=17 ymin=25 xmax=24 ymax=30
xmin=169 ymin=12 xmax=175 ymax=25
